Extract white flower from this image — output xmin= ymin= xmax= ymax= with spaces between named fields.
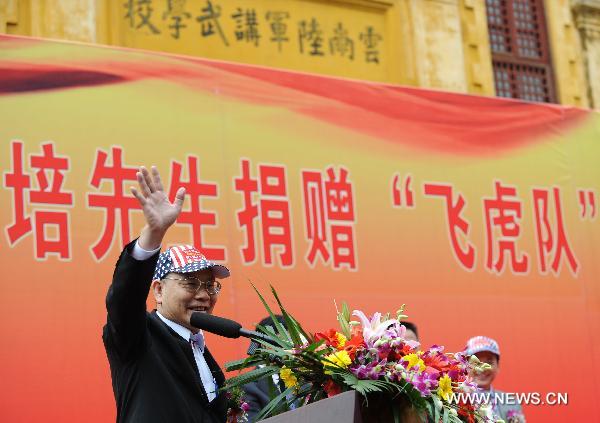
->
xmin=352 ymin=310 xmax=397 ymax=342
xmin=352 ymin=310 xmax=420 ymax=350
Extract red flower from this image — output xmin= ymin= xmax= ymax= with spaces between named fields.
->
xmin=314 ymin=329 xmax=365 ymax=359
xmin=457 ymin=401 xmax=476 ymax=423
xmin=342 ymin=331 xmax=365 ymax=360
xmin=388 ymin=342 xmax=415 ymax=361
xmin=400 ymin=343 xmax=414 ymax=355
xmin=314 ymin=329 xmax=339 ymax=348
xmin=323 ymin=379 xmax=342 ymax=397
xmin=423 ymin=354 xmax=446 ymax=370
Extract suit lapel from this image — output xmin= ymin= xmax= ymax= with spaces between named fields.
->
xmin=149 ymin=312 xmax=210 ymax=405
xmin=204 ymin=347 xmax=228 ymax=417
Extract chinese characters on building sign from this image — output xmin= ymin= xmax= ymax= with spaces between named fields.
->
xmin=123 ymin=0 xmax=384 ymax=64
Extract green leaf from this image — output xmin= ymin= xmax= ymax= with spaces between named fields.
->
xmin=275 ymin=382 xmax=315 ymax=416
xmin=254 ymin=386 xmax=296 ymax=421
xmin=270 ymin=285 xmax=305 ymax=346
xmin=254 ymin=344 xmax=288 ymax=356
xmin=342 ymin=302 xmax=351 ymax=321
xmin=255 ymin=324 xmax=292 ymax=348
xmin=442 ymin=406 xmax=449 ymax=423
xmin=448 ymin=408 xmax=463 ymax=423
xmin=224 ymin=365 xmax=279 ymax=390
xmin=424 ymin=400 xmax=434 ymax=418
xmin=303 ymin=339 xmax=326 ymax=353
xmin=287 ymin=313 xmax=313 ymax=345
xmin=269 ymin=285 xmax=313 ymax=343
xmin=259 ymin=320 xmax=294 ymax=348
xmin=356 ymin=379 xmax=396 ymax=396
xmin=329 ymin=369 xmax=402 ymax=399
xmin=251 ymin=282 xmax=292 ymax=344
xmin=337 ymin=302 xmax=352 ymax=338
xmin=434 ymin=399 xmax=440 ymax=423
xmin=224 ymin=358 xmax=250 ymax=372
xmin=225 ymin=355 xmax=264 ymax=371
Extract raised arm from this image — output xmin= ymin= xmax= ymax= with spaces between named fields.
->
xmin=104 ymin=166 xmax=186 ymax=360
xmin=132 ymin=166 xmax=185 ymax=250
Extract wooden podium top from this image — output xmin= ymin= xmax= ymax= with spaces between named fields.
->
xmin=261 ymin=390 xmax=361 ymax=423
xmin=259 ymin=390 xmax=423 ymax=423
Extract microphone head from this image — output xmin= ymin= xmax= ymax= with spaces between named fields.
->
xmin=190 ymin=312 xmax=242 ymax=339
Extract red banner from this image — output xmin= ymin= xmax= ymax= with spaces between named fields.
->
xmin=0 ymin=35 xmax=598 ymax=422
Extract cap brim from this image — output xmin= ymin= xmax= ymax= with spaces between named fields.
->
xmin=174 ymin=262 xmax=230 ymax=279
xmin=466 ymin=347 xmax=499 ymax=357
xmin=211 ymin=264 xmax=230 ymax=279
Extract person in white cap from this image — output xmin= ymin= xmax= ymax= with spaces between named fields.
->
xmin=465 ymin=336 xmax=526 ymax=423
xmin=103 ymin=166 xmax=230 ymax=423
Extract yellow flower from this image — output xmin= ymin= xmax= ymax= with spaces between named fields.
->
xmin=280 ymin=366 xmax=298 ymax=388
xmin=335 ymin=332 xmax=347 ymax=348
xmin=323 ymin=350 xmax=352 ymax=374
xmin=402 ymin=353 xmax=426 ymax=373
xmin=437 ymin=374 xmax=453 ymax=401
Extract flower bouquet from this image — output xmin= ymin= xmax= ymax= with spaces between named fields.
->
xmin=225 ymin=386 xmax=250 ymax=423
xmin=224 ymin=286 xmax=496 ymax=423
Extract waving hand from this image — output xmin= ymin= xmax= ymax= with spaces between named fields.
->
xmin=131 ymin=166 xmax=186 ymax=250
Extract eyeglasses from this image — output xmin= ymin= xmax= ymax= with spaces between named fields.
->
xmin=162 ymin=276 xmax=222 ymax=296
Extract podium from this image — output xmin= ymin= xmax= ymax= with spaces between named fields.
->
xmin=260 ymin=390 xmax=424 ymax=423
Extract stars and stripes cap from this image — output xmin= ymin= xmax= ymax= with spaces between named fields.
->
xmin=153 ymin=245 xmax=230 ymax=281
xmin=465 ymin=336 xmax=500 ymax=357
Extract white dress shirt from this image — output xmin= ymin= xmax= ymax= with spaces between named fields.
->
xmin=132 ymin=241 xmax=218 ymax=402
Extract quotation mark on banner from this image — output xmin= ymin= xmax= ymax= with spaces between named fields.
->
xmin=577 ymin=189 xmax=597 ymax=220
xmin=392 ymin=173 xmax=415 ymax=208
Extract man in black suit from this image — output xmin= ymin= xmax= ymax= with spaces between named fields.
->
xmin=103 ymin=166 xmax=229 ymax=423
xmin=242 ymin=315 xmax=287 ymax=422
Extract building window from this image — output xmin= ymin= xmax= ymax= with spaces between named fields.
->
xmin=485 ymin=0 xmax=556 ymax=103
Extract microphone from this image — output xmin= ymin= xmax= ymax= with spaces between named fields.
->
xmin=190 ymin=312 xmax=274 ymax=344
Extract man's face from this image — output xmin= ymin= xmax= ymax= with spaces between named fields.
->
xmin=153 ymin=268 xmax=219 ymax=332
xmin=404 ymin=329 xmax=418 ymax=343
xmin=471 ymin=351 xmax=499 ymax=390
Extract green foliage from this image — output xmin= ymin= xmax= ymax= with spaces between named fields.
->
xmin=253 ymin=383 xmax=315 ymax=421
xmin=250 ymin=282 xmax=293 ymax=347
xmin=397 ymin=304 xmax=408 ymax=321
xmin=336 ymin=301 xmax=352 ymax=339
xmin=253 ymin=385 xmax=294 ymax=421
xmin=225 ymin=355 xmax=264 ymax=372
xmin=224 ymin=365 xmax=279 ymax=389
xmin=434 ymin=399 xmax=441 ymax=423
xmin=270 ymin=285 xmax=312 ymax=345
xmin=330 ymin=368 xmax=407 ymax=400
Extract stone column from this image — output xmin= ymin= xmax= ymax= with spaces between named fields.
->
xmin=458 ymin=0 xmax=495 ymax=97
xmin=545 ymin=0 xmax=589 ymax=107
xmin=572 ymin=0 xmax=600 ymax=108
xmin=406 ymin=0 xmax=469 ymax=92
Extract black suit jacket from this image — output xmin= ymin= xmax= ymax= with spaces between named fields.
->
xmin=103 ymin=241 xmax=227 ymax=423
xmin=243 ymin=376 xmax=282 ymax=422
